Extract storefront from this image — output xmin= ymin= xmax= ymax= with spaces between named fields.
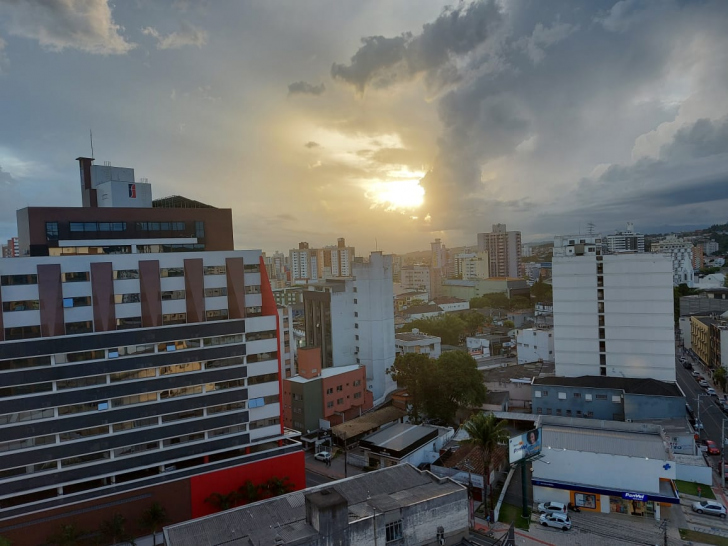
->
xmin=609 ymin=493 xmax=654 ymax=517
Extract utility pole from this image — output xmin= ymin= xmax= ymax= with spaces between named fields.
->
xmin=723 ymin=418 xmax=726 ymax=489
xmin=521 ymin=460 xmax=529 ymax=519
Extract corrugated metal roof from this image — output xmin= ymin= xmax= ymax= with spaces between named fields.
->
xmin=542 ymin=425 xmax=669 ymax=459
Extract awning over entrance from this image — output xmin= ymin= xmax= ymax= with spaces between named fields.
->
xmin=532 ymin=478 xmax=680 ymax=504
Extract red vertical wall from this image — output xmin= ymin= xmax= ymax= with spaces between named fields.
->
xmin=189 ymin=451 xmax=306 ymax=518
xmin=259 ymin=256 xmax=285 ymax=435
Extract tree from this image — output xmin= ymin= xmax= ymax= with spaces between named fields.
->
xmin=47 ymin=523 xmax=85 ymax=546
xmin=425 ymin=351 xmax=487 ymax=425
xmin=0 ymin=536 xmax=12 ymax=546
xmin=462 ymin=311 xmax=486 ymax=335
xmin=262 ymin=476 xmax=295 ymax=498
xmin=503 ymin=320 xmax=515 ymax=329
xmin=388 ymin=353 xmax=435 ymax=423
xmin=205 ymin=491 xmax=239 ymax=511
xmin=461 ymin=413 xmax=510 ymax=515
xmin=400 ymin=314 xmax=467 ymax=345
xmin=714 ymin=367 xmax=727 ymax=392
xmin=530 ymin=279 xmax=552 ymax=302
xmin=509 ymin=296 xmax=533 ymax=310
xmin=100 ymin=513 xmax=133 ymax=545
xmin=140 ymin=502 xmax=168 ymax=546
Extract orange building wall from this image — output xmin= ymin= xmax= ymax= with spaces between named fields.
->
xmin=321 ymin=366 xmax=372 ymax=425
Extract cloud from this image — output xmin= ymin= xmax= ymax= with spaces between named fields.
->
xmin=142 ymin=22 xmax=207 ymax=50
xmin=0 ymin=165 xmax=17 ymax=186
xmin=288 ymin=81 xmax=326 ymax=96
xmin=659 ymin=116 xmax=728 ymax=160
xmin=517 ymin=20 xmax=578 ymax=64
xmin=331 ymin=0 xmax=502 ymax=93
xmin=0 ymin=0 xmax=135 ymax=54
xmin=304 ymin=141 xmax=320 ymax=148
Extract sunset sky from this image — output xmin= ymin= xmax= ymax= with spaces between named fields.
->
xmin=1 ymin=0 xmax=727 ymax=255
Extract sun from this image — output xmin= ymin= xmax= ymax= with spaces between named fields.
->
xmin=366 ymin=168 xmax=426 ymax=211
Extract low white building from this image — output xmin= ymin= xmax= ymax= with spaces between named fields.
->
xmin=531 ymin=417 xmax=679 ymax=521
xmin=395 ymin=329 xmax=442 ymax=359
xmin=432 ymin=296 xmax=470 ymax=313
xmin=401 ymin=304 xmax=442 ymax=323
xmin=516 ymin=328 xmax=554 ymax=363
xmin=466 ymin=335 xmax=491 ymax=358
xmin=360 ymin=423 xmax=454 ymax=469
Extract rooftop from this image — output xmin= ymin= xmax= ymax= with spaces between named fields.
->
xmin=537 ymin=416 xmax=671 ymax=460
xmin=360 ymin=423 xmax=439 ymax=451
xmin=482 ymin=361 xmax=555 ymax=383
xmin=163 ymin=464 xmax=465 ymax=546
xmin=532 ymin=376 xmax=682 ymax=397
xmin=152 ymin=195 xmax=215 ymax=208
xmin=402 ymin=304 xmax=442 ymax=315
xmin=286 ymin=364 xmax=362 ymax=383
xmin=433 ymin=296 xmax=466 ymax=304
xmin=395 ymin=331 xmax=440 ymax=342
xmin=331 ymin=406 xmax=406 ymax=441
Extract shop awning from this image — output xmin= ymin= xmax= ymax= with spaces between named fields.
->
xmin=532 ymin=478 xmax=680 ymax=504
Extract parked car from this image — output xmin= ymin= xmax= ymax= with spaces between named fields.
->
xmin=314 ymin=451 xmax=331 ymax=461
xmin=683 ymin=361 xmax=693 ymax=369
xmin=692 ymin=370 xmax=701 ymax=378
xmin=720 ymin=402 xmax=728 ymax=415
xmin=692 ymin=500 xmax=727 ymax=518
xmin=680 ymin=357 xmax=687 ymax=363
xmin=537 ymin=501 xmax=567 ymax=515
xmin=539 ymin=512 xmax=572 ymax=530
xmin=706 ymin=387 xmax=718 ymax=397
xmin=701 ymin=440 xmax=720 ymax=456
xmin=699 ymin=380 xmax=710 ymax=388
xmin=694 ymin=420 xmax=705 ymax=431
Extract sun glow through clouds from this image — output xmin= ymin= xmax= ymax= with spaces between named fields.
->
xmin=366 ymin=168 xmax=426 ymax=211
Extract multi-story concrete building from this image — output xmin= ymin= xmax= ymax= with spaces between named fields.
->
xmin=692 ymin=244 xmax=704 ymax=271
xmin=651 ymin=235 xmax=694 ymax=287
xmin=454 ymin=251 xmax=489 ymax=280
xmin=395 ymin=329 xmax=442 ymax=359
xmin=290 ymin=242 xmax=319 ymax=283
xmin=516 ymin=328 xmax=554 ymax=363
xmin=552 ymin=235 xmax=675 ymax=382
xmin=0 ymin=159 xmax=304 ymax=544
xmin=605 ymin=222 xmax=645 ymax=254
xmin=430 ymin=238 xmax=447 ymax=270
xmin=441 ymin=278 xmax=530 ymax=301
xmin=477 ymin=223 xmax=521 ymax=278
xmin=263 ymin=250 xmax=287 ymax=288
xmin=400 ymin=264 xmax=430 ymax=292
xmin=289 ymin=239 xmax=355 ymax=283
xmin=278 ymin=304 xmax=297 ymax=378
xmin=282 ymin=347 xmax=372 ymax=432
xmin=303 ymin=252 xmax=395 ymax=401
xmin=1 ymin=237 xmax=19 ymax=258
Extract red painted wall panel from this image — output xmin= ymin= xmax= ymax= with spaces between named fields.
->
xmin=189 ymin=451 xmax=306 ymax=518
xmin=259 ymin=256 xmax=285 ymax=435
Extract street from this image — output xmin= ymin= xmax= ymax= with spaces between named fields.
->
xmin=677 ymin=350 xmax=726 ymax=473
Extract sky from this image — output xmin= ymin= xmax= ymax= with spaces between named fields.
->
xmin=0 ymin=0 xmax=727 ymax=255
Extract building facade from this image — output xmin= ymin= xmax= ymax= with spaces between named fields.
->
xmin=476 ymin=224 xmax=521 ymax=278
xmin=454 ymin=252 xmax=489 ymax=280
xmin=552 ymin=235 xmax=675 ymax=382
xmin=650 ymin=235 xmax=694 ymax=287
xmin=400 ymin=265 xmax=431 ymax=292
xmin=395 ymin=330 xmax=442 ymax=359
xmin=606 ymin=222 xmax=645 ymax=254
xmin=516 ymin=328 xmax=554 ymax=363
xmin=303 ymin=253 xmax=396 ymax=401
xmin=1 ymin=238 xmax=19 ymax=258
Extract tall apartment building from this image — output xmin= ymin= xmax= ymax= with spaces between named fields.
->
xmin=606 ymin=222 xmax=645 ymax=253
xmin=552 ymin=235 xmax=675 ymax=382
xmin=400 ymin=264 xmax=430 ymax=292
xmin=692 ymin=245 xmax=704 ymax=271
xmin=430 ymin=238 xmax=447 ymax=270
xmin=477 ymin=223 xmax=521 ymax=278
xmin=303 ymin=252 xmax=395 ymax=401
xmin=1 ymin=238 xmax=19 ymax=258
xmin=650 ymin=235 xmax=694 ymax=287
xmin=289 ymin=239 xmax=355 ymax=283
xmin=0 ymin=159 xmax=303 ymax=544
xmin=263 ymin=251 xmax=288 ymax=288
xmin=454 ymin=252 xmax=489 ymax=280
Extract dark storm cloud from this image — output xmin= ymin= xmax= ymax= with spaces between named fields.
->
xmin=304 ymin=141 xmax=320 ymax=148
xmin=288 ymin=81 xmax=326 ymax=96
xmin=331 ymin=1 xmax=502 ymax=93
xmin=660 ymin=116 xmax=728 ymax=160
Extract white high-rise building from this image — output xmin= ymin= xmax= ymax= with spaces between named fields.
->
xmin=454 ymin=252 xmax=489 ymax=280
xmin=650 ymin=235 xmax=694 ymax=288
xmin=304 ymin=252 xmax=395 ymax=401
xmin=606 ymin=222 xmax=645 ymax=253
xmin=553 ymin=234 xmax=675 ymax=382
xmin=290 ymin=242 xmax=318 ymax=283
xmin=477 ymin=224 xmax=521 ymax=278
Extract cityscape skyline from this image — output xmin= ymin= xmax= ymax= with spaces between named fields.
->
xmin=1 ymin=1 xmax=727 ymax=254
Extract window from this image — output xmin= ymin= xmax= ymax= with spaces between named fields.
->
xmin=385 ymin=521 xmax=403 ymax=542
xmin=66 ymin=321 xmax=93 ymax=335
xmin=536 ymin=407 xmax=543 ymax=414
xmin=114 ymin=293 xmax=140 ymax=304
xmin=327 ymin=401 xmax=334 ymax=408
xmin=204 ymin=265 xmax=225 ymax=275
xmin=4 ymin=325 xmax=41 ymax=340
xmin=204 ymin=287 xmax=227 ymax=297
xmin=595 ymin=394 xmax=607 ymax=400
xmin=566 ymin=410 xmax=572 ymax=416
xmin=195 ymin=221 xmax=205 ymax=238
xmin=249 ymin=398 xmax=265 ymax=408
xmin=0 ymin=356 xmax=51 ymax=371
xmin=0 ymin=382 xmax=53 ymax=398
xmin=354 ymin=392 xmax=361 ymax=399
xmin=249 ymin=417 xmax=280 ymax=430
xmin=585 ymin=394 xmax=593 ymax=401
xmin=534 ymin=390 xmax=542 ymax=398
xmin=59 ymin=426 xmax=109 ymax=442
xmin=45 ymin=221 xmax=59 ymax=240
xmin=336 ymin=385 xmax=343 ymax=392
xmin=353 ymin=379 xmax=361 ymax=387
xmin=113 ymin=416 xmax=158 ymax=432
xmin=546 ymin=408 xmax=552 ymax=415
xmin=337 ymin=398 xmax=344 ymax=405
xmin=556 ymin=409 xmax=562 ymax=416
xmin=63 ymin=296 xmax=91 ymax=308
xmin=205 ymin=356 xmax=245 ymax=369
xmin=57 ymin=375 xmax=106 ymax=389
xmin=558 ymin=392 xmax=566 ymax=400
xmin=576 ymin=410 xmax=583 ymax=417
xmin=612 ymin=395 xmax=621 ymax=403
xmin=587 ymin=411 xmax=594 ymax=417
xmin=206 ymin=309 xmax=229 ymax=321
xmin=573 ymin=393 xmax=581 ymax=399
xmin=1 ymin=274 xmax=37 ymax=286
xmin=113 ymin=269 xmax=139 ymax=280
xmin=326 ymin=388 xmax=333 ymax=395
xmin=243 ymin=264 xmax=260 ymax=272
xmin=3 ymin=300 xmax=40 ymax=312
xmin=245 ymin=306 xmax=262 ymax=316
xmin=248 ymin=373 xmax=279 ymax=385
xmin=62 ymin=272 xmax=90 ymax=283
xmin=160 ymin=268 xmax=184 ymax=278
xmin=162 ymin=313 xmax=186 ymax=325
xmin=161 ymin=290 xmax=185 ymax=300
xmin=110 ymin=368 xmax=156 ymax=382
xmin=246 ymin=330 xmax=276 ymax=341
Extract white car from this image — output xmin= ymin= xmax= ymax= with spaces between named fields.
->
xmin=699 ymin=380 xmax=710 ymax=388
xmin=692 ymin=500 xmax=727 ymax=518
xmin=537 ymin=501 xmax=566 ymax=515
xmin=706 ymin=387 xmax=718 ymax=397
xmin=539 ymin=513 xmax=572 ymax=530
xmin=314 ymin=451 xmax=331 ymax=461
xmin=694 ymin=420 xmax=705 ymax=431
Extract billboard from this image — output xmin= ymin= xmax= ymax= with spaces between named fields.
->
xmin=508 ymin=428 xmax=542 ymax=463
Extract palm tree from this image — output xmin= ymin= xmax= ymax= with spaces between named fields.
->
xmin=100 ymin=513 xmax=132 ymax=545
xmin=47 ymin=523 xmax=85 ymax=546
xmin=714 ymin=366 xmax=727 ymax=392
xmin=205 ymin=491 xmax=238 ymax=511
xmin=0 ymin=536 xmax=12 ymax=546
xmin=461 ymin=412 xmax=509 ymax=516
xmin=237 ymin=480 xmax=261 ymax=505
xmin=263 ymin=476 xmax=294 ymax=498
xmin=140 ymin=502 xmax=168 ymax=546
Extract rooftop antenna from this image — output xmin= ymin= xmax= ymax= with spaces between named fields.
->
xmin=375 ymin=237 xmax=378 ymax=251
xmin=89 ymin=129 xmax=94 ymax=158
xmin=586 ymin=222 xmax=596 ymax=236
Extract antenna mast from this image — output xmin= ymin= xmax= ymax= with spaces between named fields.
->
xmin=90 ymin=129 xmax=94 ymax=157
